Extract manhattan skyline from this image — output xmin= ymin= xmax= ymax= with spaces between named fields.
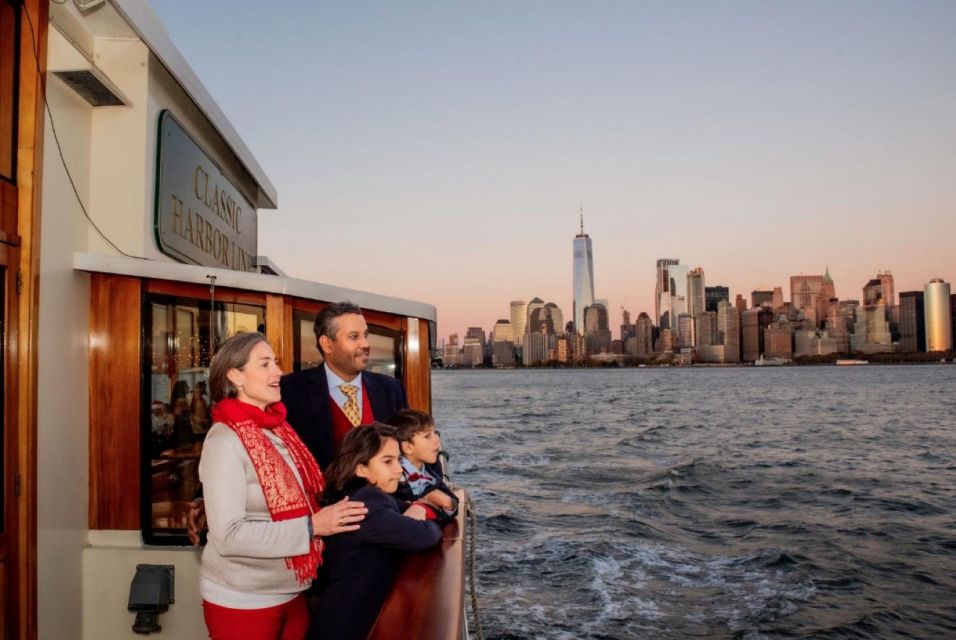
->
xmin=150 ymin=1 xmax=956 ymax=340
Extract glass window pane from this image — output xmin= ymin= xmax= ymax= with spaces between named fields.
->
xmin=0 ymin=1 xmax=18 ymax=181
xmin=144 ymin=294 xmax=265 ymax=544
xmin=292 ymin=308 xmax=402 ymax=379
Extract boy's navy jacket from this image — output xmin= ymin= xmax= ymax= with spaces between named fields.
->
xmin=394 ymin=460 xmax=459 ymax=519
xmin=309 ymin=484 xmax=442 ymax=640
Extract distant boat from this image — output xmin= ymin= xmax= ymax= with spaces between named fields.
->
xmin=755 ymin=355 xmax=790 ymax=366
xmin=836 ymin=359 xmax=869 ymax=365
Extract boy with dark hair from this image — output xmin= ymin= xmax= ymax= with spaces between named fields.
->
xmin=386 ymin=409 xmax=458 ymax=517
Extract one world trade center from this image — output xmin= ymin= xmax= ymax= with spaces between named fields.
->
xmin=573 ymin=209 xmax=595 ymax=334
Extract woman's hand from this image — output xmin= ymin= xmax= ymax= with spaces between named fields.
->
xmin=311 ymin=497 xmax=367 ymax=536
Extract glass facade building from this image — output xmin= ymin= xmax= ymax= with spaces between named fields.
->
xmin=573 ymin=218 xmax=595 ymax=334
xmin=924 ymin=279 xmax=953 ymax=352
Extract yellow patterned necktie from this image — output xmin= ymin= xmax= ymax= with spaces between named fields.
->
xmin=339 ymin=383 xmax=361 ymax=426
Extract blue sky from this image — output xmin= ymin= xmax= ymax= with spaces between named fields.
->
xmin=151 ymin=1 xmax=956 ymax=339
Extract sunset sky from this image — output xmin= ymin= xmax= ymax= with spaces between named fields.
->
xmin=151 ymin=1 xmax=956 ymax=341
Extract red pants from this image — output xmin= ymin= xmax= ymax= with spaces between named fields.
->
xmin=202 ymin=594 xmax=309 ymax=640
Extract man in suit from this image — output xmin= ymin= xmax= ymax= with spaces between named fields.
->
xmin=187 ymin=301 xmax=407 ymax=544
xmin=281 ymin=301 xmax=407 ymax=469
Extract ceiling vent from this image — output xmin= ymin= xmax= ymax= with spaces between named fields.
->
xmin=52 ymin=68 xmax=127 ymax=107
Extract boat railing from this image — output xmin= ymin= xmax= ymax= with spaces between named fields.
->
xmin=369 ymin=489 xmax=468 ymax=640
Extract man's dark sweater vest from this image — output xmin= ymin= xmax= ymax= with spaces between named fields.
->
xmin=328 ymin=383 xmax=375 ymax=449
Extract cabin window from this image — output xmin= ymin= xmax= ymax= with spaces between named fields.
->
xmin=142 ymin=293 xmax=265 ymax=544
xmin=291 ymin=308 xmax=403 ymax=379
xmin=0 ymin=0 xmax=18 ymax=181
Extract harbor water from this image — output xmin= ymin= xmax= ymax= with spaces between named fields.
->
xmin=433 ymin=366 xmax=956 ymax=639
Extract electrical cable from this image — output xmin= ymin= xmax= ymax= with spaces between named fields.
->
xmin=21 ymin=2 xmax=144 ymax=260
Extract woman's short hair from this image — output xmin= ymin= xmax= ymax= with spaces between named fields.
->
xmin=323 ymin=422 xmax=399 ymax=503
xmin=208 ymin=332 xmax=268 ymax=402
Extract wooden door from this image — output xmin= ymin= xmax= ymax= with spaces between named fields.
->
xmin=0 ymin=247 xmax=16 ymax=640
xmin=0 ymin=0 xmax=21 ymax=636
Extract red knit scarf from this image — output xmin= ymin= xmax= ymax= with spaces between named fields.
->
xmin=212 ymin=398 xmax=325 ymax=585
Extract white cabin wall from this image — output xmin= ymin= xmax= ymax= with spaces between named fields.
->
xmin=36 ymin=41 xmax=94 ymax=639
xmin=86 ymin=36 xmax=150 ymax=257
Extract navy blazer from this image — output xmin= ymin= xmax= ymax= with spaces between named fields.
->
xmin=310 ymin=485 xmax=442 ymax=640
xmin=280 ymin=365 xmax=407 ymax=470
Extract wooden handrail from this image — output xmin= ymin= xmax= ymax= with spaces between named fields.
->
xmin=369 ymin=490 xmax=467 ymax=640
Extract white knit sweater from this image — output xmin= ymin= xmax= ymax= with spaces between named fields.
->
xmin=198 ymin=423 xmax=313 ymax=597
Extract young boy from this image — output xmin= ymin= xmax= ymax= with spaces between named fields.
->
xmin=386 ymin=409 xmax=458 ymax=517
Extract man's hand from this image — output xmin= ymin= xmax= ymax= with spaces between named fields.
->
xmin=187 ymin=498 xmax=207 ymax=546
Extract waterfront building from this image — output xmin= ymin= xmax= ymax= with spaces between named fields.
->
xmin=584 ymin=301 xmax=612 ymax=354
xmin=462 ymin=341 xmax=483 ymax=367
xmin=620 ymin=313 xmax=636 ymax=344
xmin=442 ymin=343 xmax=461 ymax=367
xmin=465 ymin=326 xmax=486 ymax=349
xmin=864 ymin=271 xmax=895 ymax=307
xmin=790 ymin=273 xmax=832 ymax=327
xmin=794 ymin=330 xmax=845 ymax=357
xmin=554 ymin=336 xmax=570 ymax=362
xmin=718 ymin=300 xmax=741 ymax=362
xmin=493 ymin=319 xmax=514 ymax=344
xmin=522 ymin=330 xmax=550 ymax=365
xmin=635 ymin=312 xmax=654 ymax=357
xmin=688 ymin=268 xmax=706 ymax=318
xmin=951 ymin=294 xmax=956 ymax=351
xmin=742 ymin=307 xmax=773 ymax=361
xmin=696 ymin=311 xmax=717 ymax=348
xmin=572 ymin=212 xmax=595 ymax=334
xmin=899 ymin=291 xmax=926 ymax=353
xmin=655 ymin=258 xmax=680 ymax=329
xmin=492 ymin=341 xmax=516 ymax=367
xmin=571 ymin=332 xmax=588 ymax=362
xmin=659 ymin=327 xmax=675 ymax=353
xmin=771 ymin=286 xmax=785 ymax=310
xmin=677 ymin=313 xmax=695 ymax=349
xmin=924 ymin=279 xmax=953 ymax=352
xmin=751 ymin=289 xmax=773 ymax=308
xmin=735 ymin=294 xmax=748 ymax=315
xmin=705 ymin=286 xmax=730 ymax=312
xmin=667 ymin=264 xmax=689 ymax=329
xmin=546 ymin=302 xmax=565 ymax=335
xmin=851 ymin=304 xmax=894 ymax=353
xmin=765 ymin=318 xmax=794 ymax=359
xmin=510 ymin=300 xmax=528 ymax=338
xmin=526 ymin=297 xmax=545 ymax=332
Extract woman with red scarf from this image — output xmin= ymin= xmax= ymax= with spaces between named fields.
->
xmin=199 ymin=332 xmax=367 ymax=640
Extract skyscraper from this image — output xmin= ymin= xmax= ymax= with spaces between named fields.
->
xmin=924 ymin=278 xmax=953 ymax=352
xmin=705 ymin=286 xmax=730 ymax=312
xmin=667 ymin=264 xmax=689 ymax=329
xmin=687 ymin=268 xmax=706 ymax=318
xmin=655 ymin=258 xmax=680 ymax=328
xmin=572 ymin=210 xmax=595 ymax=334
xmin=899 ymin=291 xmax=925 ymax=353
xmin=510 ymin=300 xmax=528 ymax=338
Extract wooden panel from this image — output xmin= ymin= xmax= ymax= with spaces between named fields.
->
xmin=0 ymin=559 xmax=6 ymax=640
xmin=403 ymin=318 xmax=431 ymax=413
xmin=15 ymin=2 xmax=48 ymax=638
xmin=88 ymin=274 xmax=142 ymax=529
xmin=369 ymin=490 xmax=466 ymax=640
xmin=265 ymin=294 xmax=293 ymax=370
xmin=145 ymin=279 xmax=265 ymax=306
xmin=291 ymin=298 xmax=403 ymax=333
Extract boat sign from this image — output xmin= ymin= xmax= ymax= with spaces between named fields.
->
xmin=154 ymin=110 xmax=258 ymax=271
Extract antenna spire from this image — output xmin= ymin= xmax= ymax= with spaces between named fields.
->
xmin=579 ymin=205 xmax=584 ymax=235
